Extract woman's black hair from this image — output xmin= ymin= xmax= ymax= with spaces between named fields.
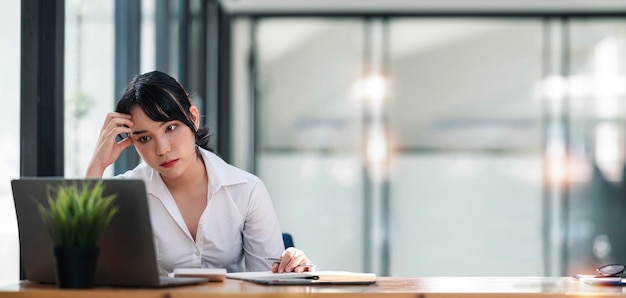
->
xmin=115 ymin=71 xmax=211 ymax=154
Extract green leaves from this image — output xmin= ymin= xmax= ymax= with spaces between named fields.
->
xmin=37 ymin=180 xmax=119 ymax=247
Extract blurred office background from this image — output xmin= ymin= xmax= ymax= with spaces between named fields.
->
xmin=1 ymin=0 xmax=626 ymax=286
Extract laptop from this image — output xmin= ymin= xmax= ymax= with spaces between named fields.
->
xmin=11 ymin=178 xmax=207 ymax=287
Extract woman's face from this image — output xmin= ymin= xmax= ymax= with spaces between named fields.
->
xmin=129 ymin=105 xmax=199 ymax=180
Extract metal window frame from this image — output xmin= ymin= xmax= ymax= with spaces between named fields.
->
xmin=20 ymin=0 xmax=66 ymax=280
xmin=113 ymin=0 xmax=142 ymax=174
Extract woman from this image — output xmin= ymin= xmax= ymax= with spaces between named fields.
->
xmin=86 ymin=70 xmax=312 ymax=274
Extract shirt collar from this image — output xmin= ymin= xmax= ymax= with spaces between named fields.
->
xmin=145 ymin=147 xmax=247 ymax=196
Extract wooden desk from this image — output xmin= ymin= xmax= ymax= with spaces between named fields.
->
xmin=1 ymin=277 xmax=626 ymax=298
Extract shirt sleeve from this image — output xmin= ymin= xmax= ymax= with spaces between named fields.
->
xmin=241 ymin=178 xmax=285 ymax=272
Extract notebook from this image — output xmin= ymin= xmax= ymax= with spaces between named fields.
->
xmin=226 ymin=271 xmax=377 ymax=285
xmin=172 ymin=268 xmax=227 ymax=282
xmin=12 ymin=178 xmax=208 ymax=288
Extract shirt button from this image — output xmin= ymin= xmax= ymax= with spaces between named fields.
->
xmin=195 ymin=251 xmax=200 ymax=256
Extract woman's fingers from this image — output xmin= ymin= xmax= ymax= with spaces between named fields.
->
xmin=88 ymin=113 xmax=134 ymax=175
xmin=277 ymin=248 xmax=313 ymax=273
xmin=101 ymin=112 xmax=132 ymax=133
xmin=278 ymin=248 xmax=298 ymax=272
xmin=271 ymin=262 xmax=280 ymax=273
xmin=105 ymin=115 xmax=133 ymax=141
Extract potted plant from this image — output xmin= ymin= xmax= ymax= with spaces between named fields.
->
xmin=37 ymin=180 xmax=119 ymax=288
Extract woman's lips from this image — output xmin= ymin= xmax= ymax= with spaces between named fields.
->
xmin=160 ymin=159 xmax=178 ymax=168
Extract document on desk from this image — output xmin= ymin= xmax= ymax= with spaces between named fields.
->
xmin=226 ymin=271 xmax=377 ymax=285
xmin=574 ymin=274 xmax=626 ymax=286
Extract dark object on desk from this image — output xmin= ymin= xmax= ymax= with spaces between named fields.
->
xmin=282 ymin=233 xmax=295 ymax=248
xmin=12 ymin=178 xmax=207 ymax=288
xmin=53 ymin=246 xmax=99 ymax=288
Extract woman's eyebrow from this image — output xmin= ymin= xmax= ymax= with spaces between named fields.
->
xmin=130 ymin=130 xmax=147 ymax=135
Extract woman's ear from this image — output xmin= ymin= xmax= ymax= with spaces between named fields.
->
xmin=189 ymin=106 xmax=200 ymax=129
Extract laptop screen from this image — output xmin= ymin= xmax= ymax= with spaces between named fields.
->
xmin=12 ymin=178 xmax=164 ymax=287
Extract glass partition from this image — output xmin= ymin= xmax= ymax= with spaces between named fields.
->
xmin=255 ymin=19 xmax=366 ymax=271
xmin=251 ymin=17 xmax=546 ymax=276
xmin=566 ymin=19 xmax=626 ymax=275
xmin=388 ymin=19 xmax=544 ymax=276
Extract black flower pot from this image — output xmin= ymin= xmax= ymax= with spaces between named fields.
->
xmin=53 ymin=246 xmax=99 ymax=288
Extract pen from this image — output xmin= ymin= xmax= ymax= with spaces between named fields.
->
xmin=264 ymin=257 xmax=317 ymax=268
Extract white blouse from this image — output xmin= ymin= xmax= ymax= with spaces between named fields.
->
xmin=115 ymin=148 xmax=284 ymax=274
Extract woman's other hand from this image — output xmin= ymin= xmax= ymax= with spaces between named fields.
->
xmin=86 ymin=112 xmax=134 ymax=177
xmin=271 ymin=247 xmax=315 ymax=273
